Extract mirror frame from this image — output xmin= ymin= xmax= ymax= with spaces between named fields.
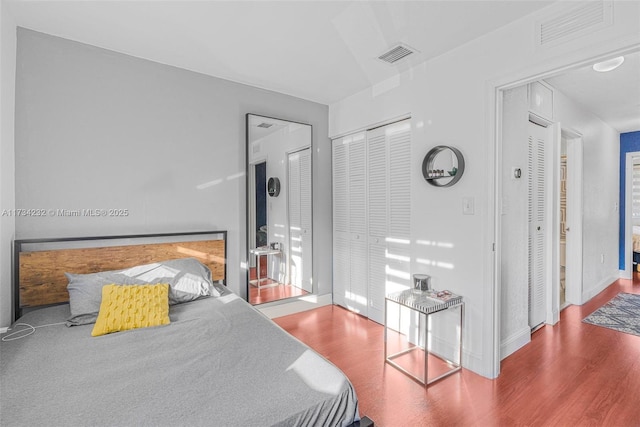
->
xmin=245 ymin=113 xmax=313 ymax=305
xmin=421 ymin=145 xmax=465 ymax=187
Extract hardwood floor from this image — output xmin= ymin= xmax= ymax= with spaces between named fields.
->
xmin=248 ymin=265 xmax=309 ymax=304
xmin=274 ymin=276 xmax=640 ymax=426
xmin=248 ymin=281 xmax=309 ymax=305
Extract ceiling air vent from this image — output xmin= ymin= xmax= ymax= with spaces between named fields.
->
xmin=378 ymin=44 xmax=415 ymax=64
xmin=536 ymin=1 xmax=613 ymax=49
xmin=257 ymin=122 xmax=274 ymax=128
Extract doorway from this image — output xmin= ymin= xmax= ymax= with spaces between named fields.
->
xmin=499 ymin=84 xmax=584 ymax=358
xmin=528 ymin=120 xmax=548 ymax=331
xmin=562 ymin=130 xmax=583 ymax=306
xmin=493 ymin=45 xmax=640 ymax=377
xmin=624 ymin=152 xmax=640 ymax=279
xmin=249 ymin=161 xmax=268 ymax=281
xmin=255 ymin=161 xmax=267 ymax=248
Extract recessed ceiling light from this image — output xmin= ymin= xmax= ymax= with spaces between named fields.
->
xmin=592 ymin=56 xmax=625 ymax=72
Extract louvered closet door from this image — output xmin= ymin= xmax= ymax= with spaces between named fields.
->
xmin=289 ymin=152 xmax=301 ymax=287
xmin=348 ymin=134 xmax=369 ymax=315
xmin=381 ymin=121 xmax=412 ymax=324
xmin=332 ymin=121 xmax=411 ymax=321
xmin=366 ymin=127 xmax=388 ymax=324
xmin=388 ymin=122 xmax=411 ymax=240
xmin=332 ymin=138 xmax=350 ymax=308
xmin=288 ymin=148 xmax=312 ymax=293
xmin=528 ymin=121 xmax=547 ymax=330
xmin=332 ymin=133 xmax=367 ymax=312
xmin=299 ymin=149 xmax=312 ymax=292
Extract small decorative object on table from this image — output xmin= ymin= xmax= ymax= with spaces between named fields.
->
xmin=413 ymin=274 xmax=431 ymax=292
xmin=425 ymin=289 xmax=454 ymax=302
xmin=270 ymin=241 xmax=281 ymax=250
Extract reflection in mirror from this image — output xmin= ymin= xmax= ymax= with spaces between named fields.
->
xmin=246 ymin=114 xmax=312 ymax=305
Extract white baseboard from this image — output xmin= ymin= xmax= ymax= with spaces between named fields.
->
xmin=619 ymin=269 xmax=632 ymax=280
xmin=257 ymin=293 xmax=333 ymax=319
xmin=582 ymin=275 xmax=618 ymax=304
xmin=0 ymin=326 xmax=8 ymax=334
xmin=500 ymin=326 xmax=531 ymax=361
xmin=464 ymin=350 xmax=493 ymax=378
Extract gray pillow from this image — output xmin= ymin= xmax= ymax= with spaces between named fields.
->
xmin=66 ymin=258 xmax=220 ymax=326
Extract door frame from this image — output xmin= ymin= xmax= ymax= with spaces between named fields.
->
xmin=526 ymin=115 xmax=561 ymax=327
xmin=624 ymin=151 xmax=640 ymax=279
xmin=563 ymin=129 xmax=584 ymax=305
xmin=491 ymin=44 xmax=640 ymax=378
xmin=248 ymin=158 xmax=267 ymax=268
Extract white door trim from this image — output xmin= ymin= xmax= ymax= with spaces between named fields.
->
xmin=547 ymin=122 xmax=561 ymax=326
xmin=624 ymin=151 xmax=640 ymax=279
xmin=564 ymin=130 xmax=584 ymax=305
xmin=490 ymin=43 xmax=640 ymax=378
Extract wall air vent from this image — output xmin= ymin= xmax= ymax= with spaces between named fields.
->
xmin=257 ymin=122 xmax=274 ymax=128
xmin=536 ymin=1 xmax=613 ymax=49
xmin=378 ymin=44 xmax=416 ymax=64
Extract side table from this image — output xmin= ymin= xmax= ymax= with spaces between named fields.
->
xmin=384 ymin=289 xmax=464 ymax=386
xmin=249 ymin=247 xmax=281 ymax=289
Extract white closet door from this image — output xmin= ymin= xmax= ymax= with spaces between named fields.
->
xmin=367 ymin=120 xmax=412 ymax=324
xmin=299 ymin=149 xmax=312 ymax=292
xmin=333 ymin=234 xmax=349 ymax=308
xmin=332 ymin=135 xmax=353 ymax=308
xmin=288 ymin=152 xmax=301 ymax=288
xmin=331 ymin=120 xmax=411 ymax=321
xmin=388 ymin=122 xmax=412 ymax=240
xmin=367 ymin=128 xmax=388 ymax=324
xmin=333 ymin=139 xmax=349 ymax=235
xmin=528 ymin=122 xmax=547 ymax=330
xmin=347 ymin=134 xmax=368 ymax=314
xmin=288 ymin=149 xmax=312 ymax=292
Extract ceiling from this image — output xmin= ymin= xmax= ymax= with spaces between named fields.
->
xmin=5 ymin=0 xmax=554 ymax=105
xmin=4 ymin=1 xmax=638 ymax=133
xmin=546 ymin=51 xmax=640 ymax=133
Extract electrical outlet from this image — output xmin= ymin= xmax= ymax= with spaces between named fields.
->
xmin=601 ymin=254 xmax=604 ymax=263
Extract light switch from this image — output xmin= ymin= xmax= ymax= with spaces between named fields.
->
xmin=463 ymin=197 xmax=474 ymax=215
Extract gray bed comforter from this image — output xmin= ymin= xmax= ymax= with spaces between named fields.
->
xmin=0 ymin=291 xmax=359 ymax=427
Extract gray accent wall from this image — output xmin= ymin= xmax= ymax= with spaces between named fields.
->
xmin=0 ymin=10 xmax=17 ymax=329
xmin=9 ymin=28 xmax=330 ymax=321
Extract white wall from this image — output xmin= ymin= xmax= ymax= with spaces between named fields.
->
xmin=2 ymin=28 xmax=331 ymax=327
xmin=0 ymin=4 xmax=17 ymax=329
xmin=329 ymin=1 xmax=640 ymax=378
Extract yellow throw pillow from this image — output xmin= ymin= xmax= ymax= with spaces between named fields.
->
xmin=91 ymin=284 xmax=170 ymax=337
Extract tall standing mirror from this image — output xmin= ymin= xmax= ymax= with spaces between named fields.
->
xmin=246 ymin=114 xmax=312 ymax=305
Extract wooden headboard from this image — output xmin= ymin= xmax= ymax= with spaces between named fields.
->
xmin=13 ymin=231 xmax=227 ymax=321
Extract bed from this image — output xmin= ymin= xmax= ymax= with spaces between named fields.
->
xmin=1 ymin=231 xmax=365 ymax=427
